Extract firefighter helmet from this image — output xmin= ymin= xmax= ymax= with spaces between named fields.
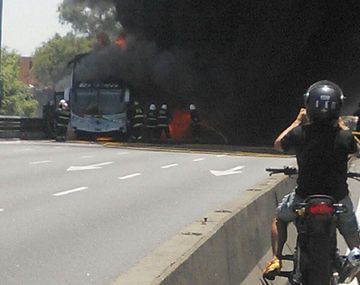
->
xmin=59 ymin=99 xmax=67 ymax=108
xmin=149 ymin=104 xmax=156 ymax=111
xmin=304 ymin=80 xmax=344 ymax=123
xmin=160 ymin=104 xmax=167 ymax=110
xmin=190 ymin=104 xmax=196 ymax=111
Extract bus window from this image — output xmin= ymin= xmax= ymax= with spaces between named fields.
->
xmin=99 ymin=89 xmax=125 ymax=115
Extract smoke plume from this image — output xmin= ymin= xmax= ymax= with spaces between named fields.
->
xmin=66 ymin=0 xmax=360 ymax=144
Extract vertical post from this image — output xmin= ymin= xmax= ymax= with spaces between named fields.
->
xmin=0 ymin=0 xmax=3 ymax=68
xmin=0 ymin=0 xmax=3 ymax=106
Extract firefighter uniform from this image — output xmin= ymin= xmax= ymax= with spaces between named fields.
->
xmin=55 ymin=100 xmax=70 ymax=142
xmin=129 ymin=101 xmax=144 ymax=141
xmin=146 ymin=104 xmax=157 ymax=142
xmin=190 ymin=104 xmax=201 ymax=142
xmin=157 ymin=104 xmax=171 ymax=140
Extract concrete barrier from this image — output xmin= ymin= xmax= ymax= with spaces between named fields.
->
xmin=112 ymin=173 xmax=297 ymax=285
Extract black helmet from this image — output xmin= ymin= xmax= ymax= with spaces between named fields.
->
xmin=304 ymin=80 xmax=344 ymax=123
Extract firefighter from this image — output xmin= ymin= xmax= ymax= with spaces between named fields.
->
xmin=129 ymin=101 xmax=144 ymax=142
xmin=157 ymin=104 xmax=172 ymax=140
xmin=145 ymin=104 xmax=157 ymax=142
xmin=55 ymin=99 xmax=70 ymax=142
xmin=43 ymin=101 xmax=55 ymax=138
xmin=189 ymin=104 xmax=201 ymax=142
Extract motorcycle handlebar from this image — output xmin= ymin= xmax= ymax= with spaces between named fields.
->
xmin=265 ymin=167 xmax=297 ymax=176
xmin=266 ymin=167 xmax=360 ymax=178
xmin=347 ymin=172 xmax=360 ymax=178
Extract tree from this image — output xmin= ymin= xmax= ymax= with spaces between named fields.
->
xmin=31 ymin=34 xmax=93 ymax=88
xmin=58 ymin=0 xmax=122 ymax=38
xmin=0 ymin=49 xmax=38 ymax=117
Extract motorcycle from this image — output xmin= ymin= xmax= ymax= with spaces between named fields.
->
xmin=264 ymin=166 xmax=360 ymax=285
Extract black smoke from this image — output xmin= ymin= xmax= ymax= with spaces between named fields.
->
xmin=70 ymin=0 xmax=360 ymax=144
xmin=112 ymin=0 xmax=360 ymax=144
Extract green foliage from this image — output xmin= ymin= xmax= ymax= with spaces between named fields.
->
xmin=31 ymin=34 xmax=93 ymax=88
xmin=58 ymin=1 xmax=122 ymax=38
xmin=0 ymin=49 xmax=38 ymax=117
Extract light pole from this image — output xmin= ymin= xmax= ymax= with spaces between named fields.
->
xmin=0 ymin=0 xmax=3 ymax=106
xmin=0 ymin=0 xmax=2 ymax=73
xmin=0 ymin=0 xmax=2 ymax=61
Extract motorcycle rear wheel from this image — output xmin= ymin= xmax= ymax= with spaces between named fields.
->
xmin=301 ymin=236 xmax=333 ymax=285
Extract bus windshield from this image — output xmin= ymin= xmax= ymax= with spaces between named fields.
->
xmin=72 ymin=88 xmax=126 ymax=116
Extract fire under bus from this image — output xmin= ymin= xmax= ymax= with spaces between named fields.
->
xmin=68 ymin=54 xmax=130 ymax=140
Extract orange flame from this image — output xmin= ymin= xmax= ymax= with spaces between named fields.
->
xmin=115 ymin=36 xmax=127 ymax=51
xmin=169 ymin=110 xmax=191 ymax=141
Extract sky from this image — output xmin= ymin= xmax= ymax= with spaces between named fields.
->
xmin=2 ymin=0 xmax=72 ymax=56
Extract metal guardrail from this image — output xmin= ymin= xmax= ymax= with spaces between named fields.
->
xmin=0 ymin=116 xmax=21 ymax=138
xmin=0 ymin=116 xmax=46 ymax=139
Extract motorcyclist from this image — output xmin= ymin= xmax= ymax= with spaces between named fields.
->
xmin=263 ymin=80 xmax=360 ymax=280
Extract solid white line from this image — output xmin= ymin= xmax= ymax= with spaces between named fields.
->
xmin=53 ymin=187 xmax=88 ymax=197
xmin=193 ymin=158 xmax=205 ymax=162
xmin=29 ymin=160 xmax=51 ymax=165
xmin=161 ymin=164 xmax=179 ymax=169
xmin=216 ymin=155 xmax=226 ymax=157
xmin=118 ymin=173 xmax=141 ymax=180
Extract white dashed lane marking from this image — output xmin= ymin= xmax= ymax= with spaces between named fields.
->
xmin=193 ymin=158 xmax=205 ymax=162
xmin=118 ymin=173 xmax=141 ymax=180
xmin=161 ymin=164 xmax=179 ymax=169
xmin=29 ymin=160 xmax=51 ymax=165
xmin=53 ymin=187 xmax=88 ymax=197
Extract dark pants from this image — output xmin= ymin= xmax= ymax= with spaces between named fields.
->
xmin=55 ymin=126 xmax=67 ymax=141
xmin=191 ymin=123 xmax=200 ymax=141
xmin=146 ymin=127 xmax=156 ymax=142
xmin=131 ymin=126 xmax=143 ymax=141
xmin=158 ymin=126 xmax=170 ymax=139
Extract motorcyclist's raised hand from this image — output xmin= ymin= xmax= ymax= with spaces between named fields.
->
xmin=337 ymin=117 xmax=349 ymax=130
xmin=295 ymin=108 xmax=308 ymax=124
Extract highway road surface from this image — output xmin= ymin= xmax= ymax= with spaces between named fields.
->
xmin=0 ymin=140 xmax=294 ymax=285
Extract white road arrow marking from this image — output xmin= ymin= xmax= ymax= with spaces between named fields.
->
xmin=67 ymin=162 xmax=114 ymax=171
xmin=210 ymin=166 xmax=245 ymax=176
xmin=53 ymin=187 xmax=88 ymax=197
xmin=118 ymin=173 xmax=141 ymax=180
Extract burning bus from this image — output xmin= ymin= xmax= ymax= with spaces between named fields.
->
xmin=65 ymin=47 xmax=131 ymax=140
